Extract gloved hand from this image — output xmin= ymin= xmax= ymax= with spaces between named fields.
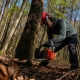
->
xmin=42 ymin=40 xmax=54 ymax=47
xmin=42 ymin=40 xmax=55 ymax=51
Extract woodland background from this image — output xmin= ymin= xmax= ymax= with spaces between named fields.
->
xmin=0 ymin=0 xmax=80 ymax=66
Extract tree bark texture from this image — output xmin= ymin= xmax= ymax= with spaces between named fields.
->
xmin=15 ymin=0 xmax=43 ymax=66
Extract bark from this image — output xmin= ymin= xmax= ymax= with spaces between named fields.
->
xmin=1 ymin=0 xmax=27 ymax=52
xmin=15 ymin=0 xmax=43 ymax=67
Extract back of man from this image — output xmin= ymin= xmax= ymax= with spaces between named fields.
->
xmin=35 ymin=12 xmax=79 ymax=70
xmin=47 ymin=18 xmax=78 ymax=42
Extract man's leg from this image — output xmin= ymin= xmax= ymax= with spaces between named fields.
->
xmin=54 ymin=37 xmax=70 ymax=52
xmin=68 ymin=36 xmax=79 ymax=69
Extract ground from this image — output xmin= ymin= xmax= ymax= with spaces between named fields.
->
xmin=0 ymin=54 xmax=80 ymax=80
xmin=17 ymin=60 xmax=80 ymax=80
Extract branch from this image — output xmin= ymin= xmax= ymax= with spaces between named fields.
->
xmin=56 ymin=69 xmax=80 ymax=80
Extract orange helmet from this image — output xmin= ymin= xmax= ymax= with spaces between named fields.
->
xmin=41 ymin=12 xmax=50 ymax=24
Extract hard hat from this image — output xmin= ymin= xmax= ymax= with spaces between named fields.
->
xmin=41 ymin=12 xmax=47 ymax=24
xmin=41 ymin=12 xmax=50 ymax=24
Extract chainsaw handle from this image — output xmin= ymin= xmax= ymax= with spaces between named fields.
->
xmin=39 ymin=45 xmax=44 ymax=49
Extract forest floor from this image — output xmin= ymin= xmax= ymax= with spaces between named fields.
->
xmin=0 ymin=54 xmax=80 ymax=80
xmin=17 ymin=60 xmax=80 ymax=80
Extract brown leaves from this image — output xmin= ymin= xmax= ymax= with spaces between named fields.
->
xmin=16 ymin=60 xmax=79 ymax=80
xmin=0 ymin=56 xmax=79 ymax=80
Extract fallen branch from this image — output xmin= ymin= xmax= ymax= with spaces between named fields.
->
xmin=0 ymin=55 xmax=27 ymax=64
xmin=56 ymin=69 xmax=80 ymax=80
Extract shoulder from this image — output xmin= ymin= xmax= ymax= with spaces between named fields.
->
xmin=57 ymin=18 xmax=66 ymax=22
xmin=57 ymin=19 xmax=67 ymax=25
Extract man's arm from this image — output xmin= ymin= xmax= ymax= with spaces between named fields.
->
xmin=51 ymin=19 xmax=66 ymax=42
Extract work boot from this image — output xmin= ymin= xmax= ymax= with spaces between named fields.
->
xmin=70 ymin=64 xmax=79 ymax=70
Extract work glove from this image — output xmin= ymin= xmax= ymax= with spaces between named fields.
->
xmin=42 ymin=40 xmax=53 ymax=47
xmin=42 ymin=40 xmax=55 ymax=51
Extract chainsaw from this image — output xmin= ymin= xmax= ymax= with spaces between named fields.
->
xmin=34 ymin=46 xmax=56 ymax=60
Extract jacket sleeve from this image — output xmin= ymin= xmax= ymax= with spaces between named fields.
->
xmin=51 ymin=19 xmax=66 ymax=42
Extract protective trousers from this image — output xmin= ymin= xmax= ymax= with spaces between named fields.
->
xmin=54 ymin=35 xmax=79 ymax=68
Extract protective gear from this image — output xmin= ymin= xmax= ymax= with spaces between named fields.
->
xmin=42 ymin=40 xmax=55 ymax=50
xmin=42 ymin=41 xmax=52 ymax=47
xmin=70 ymin=64 xmax=79 ymax=70
xmin=41 ymin=12 xmax=50 ymax=24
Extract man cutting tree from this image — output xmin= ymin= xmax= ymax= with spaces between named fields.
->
xmin=35 ymin=12 xmax=79 ymax=70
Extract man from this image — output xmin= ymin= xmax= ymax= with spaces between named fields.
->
xmin=39 ymin=12 xmax=79 ymax=70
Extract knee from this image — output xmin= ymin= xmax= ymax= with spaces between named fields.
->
xmin=68 ymin=43 xmax=76 ymax=50
xmin=68 ymin=44 xmax=76 ymax=54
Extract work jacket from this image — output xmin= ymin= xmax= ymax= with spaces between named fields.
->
xmin=47 ymin=18 xmax=78 ymax=43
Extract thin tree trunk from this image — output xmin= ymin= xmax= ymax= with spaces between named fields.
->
xmin=0 ymin=0 xmax=10 ymax=27
xmin=0 ymin=0 xmax=10 ymax=45
xmin=0 ymin=0 xmax=4 ymax=18
xmin=1 ymin=0 xmax=27 ymax=52
xmin=0 ymin=0 xmax=17 ymax=49
xmin=0 ymin=0 xmax=5 ymax=20
xmin=15 ymin=0 xmax=43 ymax=67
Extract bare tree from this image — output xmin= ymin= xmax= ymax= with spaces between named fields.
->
xmin=1 ymin=0 xmax=28 ymax=52
xmin=0 ymin=0 xmax=17 ymax=49
xmin=0 ymin=0 xmax=10 ymax=47
xmin=0 ymin=0 xmax=4 ymax=17
xmin=0 ymin=0 xmax=10 ymax=27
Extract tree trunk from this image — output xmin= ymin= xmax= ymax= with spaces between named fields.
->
xmin=0 ymin=0 xmax=10 ymax=27
xmin=15 ymin=0 xmax=43 ymax=67
xmin=1 ymin=0 xmax=27 ymax=52
xmin=0 ymin=0 xmax=10 ymax=46
xmin=0 ymin=0 xmax=17 ymax=49
xmin=0 ymin=0 xmax=4 ymax=18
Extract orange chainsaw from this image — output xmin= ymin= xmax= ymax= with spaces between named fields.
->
xmin=35 ymin=42 xmax=56 ymax=60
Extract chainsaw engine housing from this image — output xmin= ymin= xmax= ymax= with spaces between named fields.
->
xmin=35 ymin=48 xmax=56 ymax=60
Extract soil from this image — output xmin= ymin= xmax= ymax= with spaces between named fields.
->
xmin=17 ymin=60 xmax=80 ymax=80
xmin=0 ymin=54 xmax=80 ymax=80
